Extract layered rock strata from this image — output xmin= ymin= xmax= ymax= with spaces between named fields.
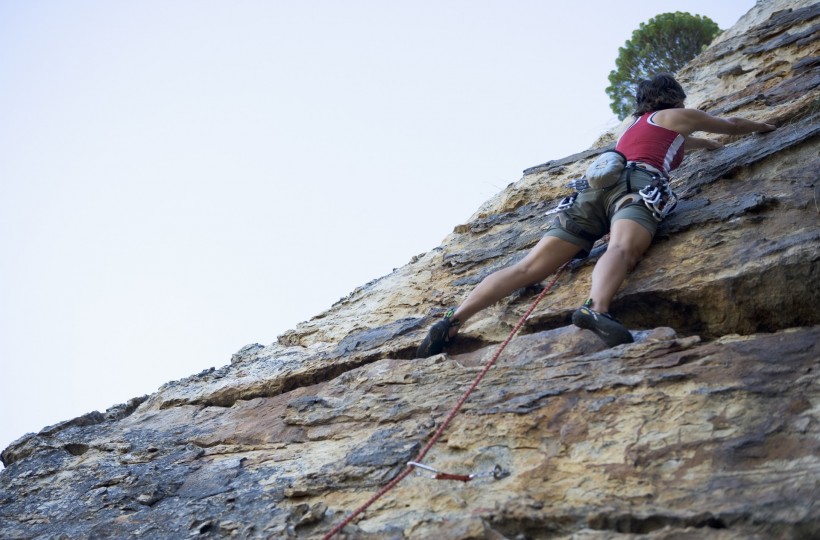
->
xmin=2 ymin=1 xmax=819 ymax=539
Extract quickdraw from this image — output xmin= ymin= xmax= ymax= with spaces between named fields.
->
xmin=322 ymin=264 xmax=570 ymax=540
xmin=407 ymin=461 xmax=510 ymax=483
xmin=545 ymin=177 xmax=587 ymax=216
xmin=639 ymin=178 xmax=678 ymax=221
xmin=545 ymin=193 xmax=578 ymax=216
xmin=566 ymin=177 xmax=590 ymax=191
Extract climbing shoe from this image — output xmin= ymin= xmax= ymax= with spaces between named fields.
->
xmin=416 ymin=308 xmax=460 ymax=358
xmin=572 ymin=300 xmax=633 ymax=347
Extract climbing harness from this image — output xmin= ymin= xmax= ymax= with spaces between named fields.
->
xmin=610 ymin=192 xmax=643 ymax=214
xmin=322 ymin=263 xmax=570 ymax=540
xmin=548 ymin=163 xmax=678 ymax=223
xmin=407 ymin=461 xmax=509 ymax=483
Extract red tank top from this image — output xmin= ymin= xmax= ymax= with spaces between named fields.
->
xmin=616 ymin=112 xmax=685 ymax=175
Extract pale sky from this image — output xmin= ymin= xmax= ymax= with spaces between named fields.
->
xmin=0 ymin=1 xmax=755 ymax=462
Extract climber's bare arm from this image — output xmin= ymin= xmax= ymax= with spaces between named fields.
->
xmin=654 ymin=108 xmax=776 ymax=137
xmin=684 ymin=136 xmax=723 ymax=151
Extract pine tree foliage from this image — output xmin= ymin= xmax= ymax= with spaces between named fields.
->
xmin=606 ymin=12 xmax=720 ymax=119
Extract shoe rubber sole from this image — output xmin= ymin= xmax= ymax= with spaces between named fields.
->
xmin=416 ymin=318 xmax=452 ymax=358
xmin=572 ymin=306 xmax=633 ymax=347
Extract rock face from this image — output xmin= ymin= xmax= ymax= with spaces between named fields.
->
xmin=2 ymin=1 xmax=819 ymax=539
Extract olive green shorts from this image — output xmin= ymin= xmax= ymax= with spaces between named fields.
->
xmin=545 ymin=167 xmax=659 ymax=255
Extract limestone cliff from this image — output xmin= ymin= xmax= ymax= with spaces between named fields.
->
xmin=2 ymin=1 xmax=819 ymax=538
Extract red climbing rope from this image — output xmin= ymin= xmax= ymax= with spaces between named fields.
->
xmin=322 ymin=262 xmax=570 ymax=539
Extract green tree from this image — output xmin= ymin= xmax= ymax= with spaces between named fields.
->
xmin=606 ymin=12 xmax=720 ymax=120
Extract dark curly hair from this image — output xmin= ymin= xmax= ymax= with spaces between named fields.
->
xmin=633 ymin=74 xmax=687 ymax=117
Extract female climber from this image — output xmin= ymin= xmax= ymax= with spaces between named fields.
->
xmin=417 ymin=73 xmax=776 ymax=357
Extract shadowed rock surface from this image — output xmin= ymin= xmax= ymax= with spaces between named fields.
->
xmin=2 ymin=1 xmax=819 ymax=538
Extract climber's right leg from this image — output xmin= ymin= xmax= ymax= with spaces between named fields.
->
xmin=416 ymin=236 xmax=580 ymax=358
